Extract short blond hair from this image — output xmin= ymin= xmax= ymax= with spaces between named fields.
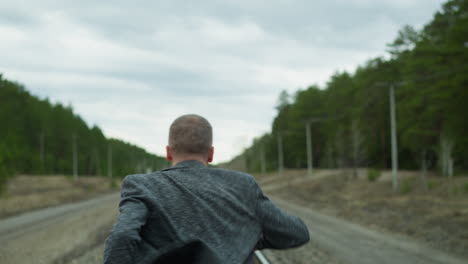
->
xmin=168 ymin=114 xmax=213 ymax=157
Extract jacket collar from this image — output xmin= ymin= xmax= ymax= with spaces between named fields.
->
xmin=168 ymin=160 xmax=207 ymax=170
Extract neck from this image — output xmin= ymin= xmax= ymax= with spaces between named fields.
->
xmin=172 ymin=155 xmax=208 ymax=166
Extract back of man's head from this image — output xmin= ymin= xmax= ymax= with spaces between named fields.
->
xmin=168 ymin=114 xmax=213 ymax=158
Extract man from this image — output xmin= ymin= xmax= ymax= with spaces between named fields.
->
xmin=104 ymin=114 xmax=309 ymax=263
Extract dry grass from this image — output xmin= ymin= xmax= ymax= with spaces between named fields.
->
xmin=0 ymin=175 xmax=119 ymax=219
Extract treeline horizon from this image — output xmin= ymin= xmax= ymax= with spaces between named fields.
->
xmin=0 ymin=76 xmax=167 ymax=185
xmin=238 ymin=0 xmax=468 ymax=174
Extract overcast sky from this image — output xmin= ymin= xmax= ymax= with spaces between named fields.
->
xmin=0 ymin=0 xmax=445 ymax=163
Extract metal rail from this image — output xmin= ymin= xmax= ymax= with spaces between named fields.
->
xmin=254 ymin=250 xmax=271 ymax=264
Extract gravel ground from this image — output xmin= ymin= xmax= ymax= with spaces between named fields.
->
xmin=69 ymin=242 xmax=341 ymax=264
xmin=70 ymin=245 xmax=105 ymax=264
xmin=262 ymin=242 xmax=342 ymax=264
xmin=68 ymin=244 xmax=340 ymax=264
xmin=70 ymin=240 xmax=341 ymax=264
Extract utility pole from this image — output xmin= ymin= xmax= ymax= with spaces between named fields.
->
xmin=107 ymin=143 xmax=112 ymax=179
xmin=305 ymin=121 xmax=313 ymax=176
xmin=303 ymin=117 xmax=326 ymax=175
xmin=389 ymin=85 xmax=399 ymax=191
xmin=94 ymin=148 xmax=101 ymax=176
xmin=244 ymin=149 xmax=248 ymax=172
xmin=39 ymin=132 xmax=45 ymax=173
xmin=277 ymin=133 xmax=284 ymax=176
xmin=260 ymin=146 xmax=266 ymax=174
xmin=72 ymin=134 xmax=78 ymax=180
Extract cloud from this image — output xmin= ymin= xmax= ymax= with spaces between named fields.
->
xmin=0 ymin=0 xmax=446 ymax=162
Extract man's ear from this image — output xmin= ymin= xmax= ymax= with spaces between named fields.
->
xmin=207 ymin=146 xmax=214 ymax=163
xmin=166 ymin=146 xmax=173 ymax=161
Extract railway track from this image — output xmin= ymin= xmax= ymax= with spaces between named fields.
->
xmin=254 ymin=250 xmax=271 ymax=264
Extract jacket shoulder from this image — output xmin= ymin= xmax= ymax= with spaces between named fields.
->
xmin=122 ymin=173 xmax=148 ymax=184
xmin=209 ymin=168 xmax=258 ymax=183
xmin=120 ymin=173 xmax=156 ymax=196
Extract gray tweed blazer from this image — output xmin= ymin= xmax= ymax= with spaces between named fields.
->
xmin=104 ymin=160 xmax=309 ymax=264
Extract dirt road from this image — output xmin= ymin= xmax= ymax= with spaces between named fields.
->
xmin=0 ymin=172 xmax=466 ymax=263
xmin=263 ymin=196 xmax=466 ymax=264
xmin=0 ymin=193 xmax=119 ymax=264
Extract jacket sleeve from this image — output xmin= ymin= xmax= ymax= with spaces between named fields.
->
xmin=254 ymin=182 xmax=309 ymax=250
xmin=104 ymin=175 xmax=149 ymax=264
